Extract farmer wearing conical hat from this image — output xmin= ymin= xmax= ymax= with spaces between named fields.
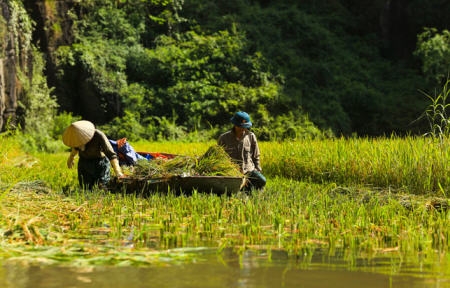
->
xmin=218 ymin=111 xmax=266 ymax=191
xmin=62 ymin=120 xmax=124 ymax=189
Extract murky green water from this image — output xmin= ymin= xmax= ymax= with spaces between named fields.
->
xmin=1 ymin=248 xmax=449 ymax=288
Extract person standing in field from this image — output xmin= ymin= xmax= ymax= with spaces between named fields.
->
xmin=218 ymin=111 xmax=266 ymax=191
xmin=62 ymin=120 xmax=124 ymax=189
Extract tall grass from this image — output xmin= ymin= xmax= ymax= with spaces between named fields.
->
xmin=133 ymin=137 xmax=450 ymax=194
xmin=421 ymin=79 xmax=450 ymax=140
xmin=262 ymin=136 xmax=450 ymax=195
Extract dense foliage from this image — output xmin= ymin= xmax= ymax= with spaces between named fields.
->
xmin=2 ymin=0 xmax=449 ymax=147
xmin=52 ymin=0 xmax=324 ymax=141
xmin=57 ymin=0 xmax=449 ymax=139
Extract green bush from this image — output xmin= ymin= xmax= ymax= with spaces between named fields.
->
xmin=414 ymin=28 xmax=450 ymax=86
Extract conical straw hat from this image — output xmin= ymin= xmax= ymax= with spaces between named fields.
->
xmin=62 ymin=120 xmax=95 ymax=147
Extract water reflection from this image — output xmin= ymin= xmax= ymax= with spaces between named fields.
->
xmin=1 ymin=248 xmax=449 ymax=288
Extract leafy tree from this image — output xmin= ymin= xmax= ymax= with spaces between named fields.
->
xmin=414 ymin=28 xmax=450 ymax=86
xmin=182 ymin=0 xmax=429 ymax=136
xmin=49 ymin=0 xmax=437 ymax=139
xmin=126 ymin=29 xmax=284 ymax=130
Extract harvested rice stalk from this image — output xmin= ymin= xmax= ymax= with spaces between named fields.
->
xmin=196 ymin=145 xmax=242 ymax=177
xmin=129 ymin=145 xmax=241 ymax=179
xmin=132 ymin=158 xmax=171 ymax=179
xmin=132 ymin=156 xmax=196 ymax=179
xmin=161 ymin=155 xmax=197 ymax=175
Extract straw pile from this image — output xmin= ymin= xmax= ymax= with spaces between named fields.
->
xmin=130 ymin=145 xmax=242 ymax=179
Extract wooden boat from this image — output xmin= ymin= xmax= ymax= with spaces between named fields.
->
xmin=109 ymin=151 xmax=244 ymax=195
xmin=110 ymin=175 xmax=244 ymax=195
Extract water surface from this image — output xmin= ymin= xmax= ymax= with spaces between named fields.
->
xmin=2 ymin=248 xmax=449 ymax=288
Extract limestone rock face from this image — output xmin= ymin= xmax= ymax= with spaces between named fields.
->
xmin=23 ymin=0 xmax=118 ymax=125
xmin=0 ymin=0 xmax=27 ymax=131
xmin=0 ymin=0 xmax=74 ymax=131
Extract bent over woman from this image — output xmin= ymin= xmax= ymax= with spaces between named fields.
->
xmin=62 ymin=120 xmax=124 ymax=189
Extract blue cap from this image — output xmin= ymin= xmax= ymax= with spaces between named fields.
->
xmin=231 ymin=111 xmax=252 ymax=129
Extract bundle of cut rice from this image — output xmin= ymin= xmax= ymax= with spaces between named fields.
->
xmin=195 ymin=145 xmax=242 ymax=177
xmin=130 ymin=145 xmax=241 ymax=179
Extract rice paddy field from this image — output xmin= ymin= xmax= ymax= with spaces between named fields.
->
xmin=2 ymin=135 xmax=450 ymax=282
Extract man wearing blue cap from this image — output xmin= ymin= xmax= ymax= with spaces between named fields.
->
xmin=218 ymin=111 xmax=266 ymax=191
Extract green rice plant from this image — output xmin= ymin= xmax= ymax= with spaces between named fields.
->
xmin=261 ymin=136 xmax=450 ymax=194
xmin=3 ymin=135 xmax=450 ymax=269
xmin=420 ymin=79 xmax=450 ymax=141
xmin=0 ymin=171 xmax=448 ymax=266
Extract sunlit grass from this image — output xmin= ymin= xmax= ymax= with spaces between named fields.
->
xmin=1 ymin=135 xmax=450 ymax=267
xmin=262 ymin=136 xmax=450 ymax=195
xmin=133 ymin=136 xmax=450 ymax=194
